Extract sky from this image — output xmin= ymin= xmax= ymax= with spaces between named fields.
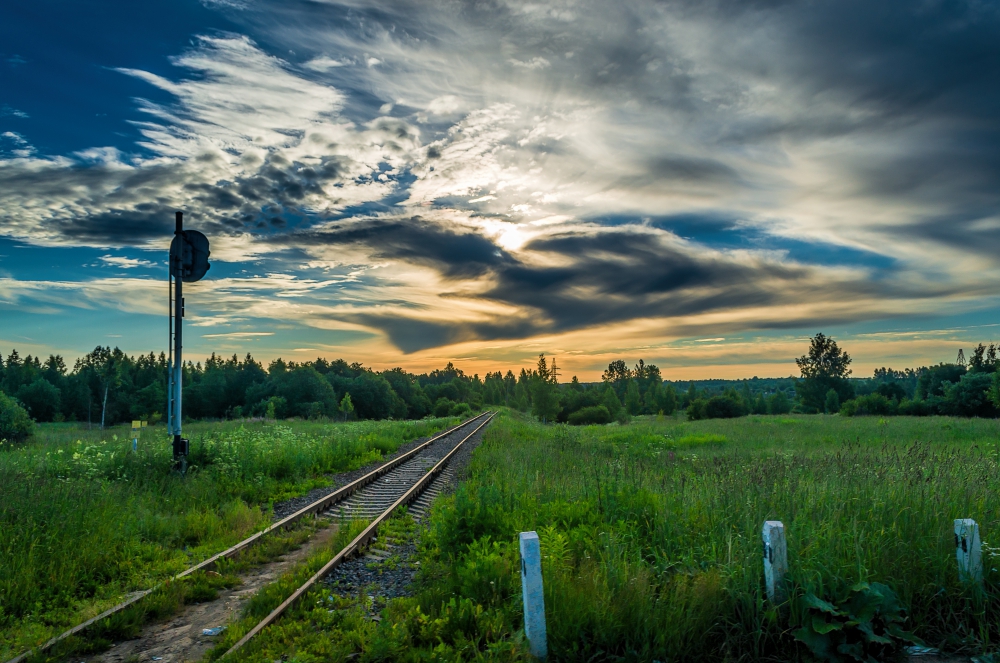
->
xmin=2 ymin=0 xmax=1000 ymax=381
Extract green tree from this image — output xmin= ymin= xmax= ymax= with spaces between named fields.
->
xmin=602 ymin=360 xmax=631 ymax=398
xmin=768 ymin=390 xmax=791 ymax=414
xmin=684 ymin=382 xmax=697 ymax=407
xmin=795 ymin=333 xmax=854 ymax=413
xmin=624 ymin=380 xmax=643 ymax=415
xmin=338 ymin=392 xmax=354 ymax=421
xmin=602 ymin=385 xmax=624 ymax=420
xmin=530 ymin=354 xmax=561 ymax=423
xmin=16 ymin=379 xmax=61 ymax=422
xmin=941 ymin=372 xmax=996 ymax=417
xmin=824 ymin=388 xmax=840 ymax=414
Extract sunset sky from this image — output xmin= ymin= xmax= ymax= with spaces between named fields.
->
xmin=2 ymin=0 xmax=999 ymax=380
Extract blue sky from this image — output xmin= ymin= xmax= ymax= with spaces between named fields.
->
xmin=2 ymin=0 xmax=1000 ymax=379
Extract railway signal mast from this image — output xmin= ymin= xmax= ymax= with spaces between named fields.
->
xmin=168 ymin=211 xmax=211 ymax=472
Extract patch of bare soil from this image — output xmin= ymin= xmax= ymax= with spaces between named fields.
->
xmin=81 ymin=524 xmax=339 ymax=663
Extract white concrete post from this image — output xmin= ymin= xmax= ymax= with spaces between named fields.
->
xmin=520 ymin=531 xmax=547 ymax=659
xmin=954 ymin=519 xmax=983 ymax=584
xmin=762 ymin=520 xmax=788 ymax=603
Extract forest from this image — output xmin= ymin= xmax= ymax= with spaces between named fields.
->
xmin=1 ymin=333 xmax=999 ymax=441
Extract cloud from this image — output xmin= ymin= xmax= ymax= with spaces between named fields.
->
xmin=303 ymin=56 xmax=346 ymax=71
xmin=0 ymin=105 xmax=28 ymax=119
xmin=97 ymin=255 xmax=157 ymax=269
xmin=201 ymin=331 xmax=275 ymax=338
xmin=1 ymin=131 xmax=36 ymax=158
xmin=3 ymin=0 xmax=1000 ymax=363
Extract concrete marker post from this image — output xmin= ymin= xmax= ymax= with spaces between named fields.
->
xmin=519 ymin=531 xmax=547 ymax=659
xmin=954 ymin=519 xmax=983 ymax=584
xmin=762 ymin=520 xmax=788 ymax=603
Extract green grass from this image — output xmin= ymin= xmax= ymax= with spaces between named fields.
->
xmin=0 ymin=416 xmax=459 ymax=660
xmin=240 ymin=411 xmax=1000 ymax=662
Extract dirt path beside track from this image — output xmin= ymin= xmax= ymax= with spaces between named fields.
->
xmin=82 ymin=525 xmax=338 ymax=663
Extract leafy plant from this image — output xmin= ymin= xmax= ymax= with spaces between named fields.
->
xmin=794 ymin=582 xmax=921 ymax=663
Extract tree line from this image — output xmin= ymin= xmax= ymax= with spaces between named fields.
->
xmin=1 ymin=333 xmax=997 ymax=441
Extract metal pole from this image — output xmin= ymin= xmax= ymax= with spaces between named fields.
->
xmin=168 ymin=256 xmax=174 ymax=437
xmin=173 ymin=211 xmax=185 ymax=469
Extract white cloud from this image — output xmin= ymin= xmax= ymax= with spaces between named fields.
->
xmin=509 ymin=56 xmax=551 ymax=70
xmin=97 ymin=255 xmax=156 ymax=269
xmin=303 ymin=56 xmax=346 ymax=71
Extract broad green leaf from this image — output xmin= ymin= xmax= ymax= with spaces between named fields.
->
xmin=813 ymin=615 xmax=844 ymax=634
xmin=804 ymin=592 xmax=840 ymax=614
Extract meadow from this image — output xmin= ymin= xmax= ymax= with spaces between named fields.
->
xmin=218 ymin=411 xmax=1000 ymax=662
xmin=0 ymin=416 xmax=459 ymax=660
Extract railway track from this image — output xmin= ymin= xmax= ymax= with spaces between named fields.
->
xmin=5 ymin=412 xmax=494 ymax=663
xmin=221 ymin=410 xmax=495 ymax=658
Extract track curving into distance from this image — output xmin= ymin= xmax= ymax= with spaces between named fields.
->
xmin=4 ymin=412 xmax=493 ymax=663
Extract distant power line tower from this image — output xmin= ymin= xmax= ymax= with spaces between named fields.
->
xmin=550 ymin=357 xmax=560 ymax=383
xmin=957 ymin=348 xmax=967 ymax=366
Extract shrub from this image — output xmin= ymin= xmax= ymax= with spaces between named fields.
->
xmin=690 ymin=395 xmax=745 ymax=420
xmin=0 ymin=390 xmax=33 ymax=442
xmin=704 ymin=395 xmax=746 ymax=419
xmin=686 ymin=398 xmax=707 ymax=420
xmin=940 ymin=372 xmax=996 ymax=418
xmin=568 ymin=405 xmax=612 ymax=426
xmin=450 ymin=401 xmax=472 ymax=417
xmin=897 ymin=398 xmax=933 ymax=416
xmin=840 ymin=393 xmax=896 ymax=416
xmin=434 ymin=397 xmax=456 ymax=418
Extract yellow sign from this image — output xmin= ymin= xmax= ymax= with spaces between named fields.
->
xmin=132 ymin=420 xmax=141 ymax=430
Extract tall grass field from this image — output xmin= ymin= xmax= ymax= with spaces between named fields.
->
xmin=0 ymin=416 xmax=458 ymax=659
xmin=230 ymin=411 xmax=1000 ymax=662
xmin=416 ymin=412 xmax=1000 ymax=661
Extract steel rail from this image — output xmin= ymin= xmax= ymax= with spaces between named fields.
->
xmin=4 ymin=412 xmax=491 ymax=663
xmin=221 ymin=411 xmax=496 ymax=659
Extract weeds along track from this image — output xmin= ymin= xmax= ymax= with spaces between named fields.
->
xmin=220 ymin=411 xmax=495 ymax=658
xmin=5 ymin=412 xmax=494 ymax=663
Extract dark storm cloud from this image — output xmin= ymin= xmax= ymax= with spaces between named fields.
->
xmin=288 ymin=217 xmax=513 ymax=279
xmin=642 ymin=156 xmax=742 ymax=186
xmin=284 ymin=218 xmax=932 ymax=351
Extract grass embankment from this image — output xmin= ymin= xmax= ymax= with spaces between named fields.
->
xmin=223 ymin=411 xmax=1000 ymax=662
xmin=0 ymin=417 xmax=457 ymax=660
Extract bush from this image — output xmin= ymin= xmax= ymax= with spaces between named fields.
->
xmin=940 ymin=372 xmax=996 ymax=418
xmin=568 ymin=405 xmax=612 ymax=426
xmin=686 ymin=398 xmax=707 ymax=420
xmin=704 ymin=395 xmax=746 ymax=419
xmin=0 ymin=390 xmax=33 ymax=442
xmin=898 ymin=398 xmax=934 ymax=416
xmin=450 ymin=401 xmax=472 ymax=417
xmin=434 ymin=397 xmax=456 ymax=418
xmin=840 ymin=393 xmax=897 ymax=417
xmin=691 ymin=395 xmax=745 ymax=420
